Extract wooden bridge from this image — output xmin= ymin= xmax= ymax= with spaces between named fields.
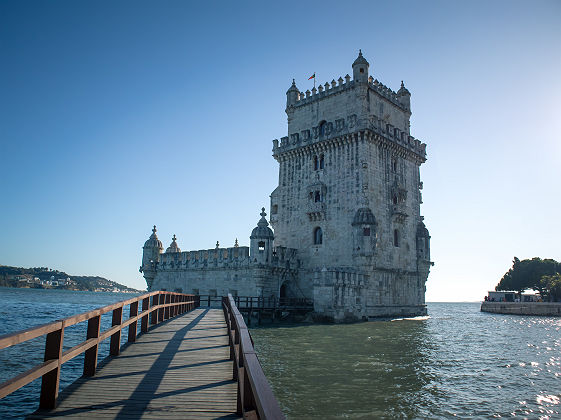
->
xmin=0 ymin=292 xmax=284 ymax=419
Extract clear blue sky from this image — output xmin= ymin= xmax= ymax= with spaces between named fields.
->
xmin=1 ymin=0 xmax=560 ymax=300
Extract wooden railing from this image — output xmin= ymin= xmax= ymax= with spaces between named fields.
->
xmin=199 ymin=294 xmax=313 ymax=309
xmin=223 ymin=294 xmax=285 ymax=420
xmin=0 ymin=291 xmax=198 ymax=409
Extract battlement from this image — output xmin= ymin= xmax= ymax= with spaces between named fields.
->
xmin=156 ymin=245 xmax=299 ymax=271
xmin=289 ymin=75 xmax=407 ymax=112
xmin=272 ymin=113 xmax=426 ymax=160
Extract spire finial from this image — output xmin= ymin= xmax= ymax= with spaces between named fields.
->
xmin=216 ymin=241 xmax=220 ymax=249
xmin=359 ymin=49 xmax=362 ymax=55
xmin=172 ymin=234 xmax=176 ymax=241
xmin=260 ymin=207 xmax=266 ymax=217
xmin=292 ymin=78 xmax=295 ymax=85
xmin=152 ymin=225 xmax=157 ymax=234
xmin=234 ymin=238 xmax=239 ymax=247
xmin=401 ymin=80 xmax=404 ymax=88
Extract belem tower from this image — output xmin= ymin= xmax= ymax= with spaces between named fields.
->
xmin=140 ymin=51 xmax=433 ymax=322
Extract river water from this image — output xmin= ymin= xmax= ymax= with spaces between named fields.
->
xmin=0 ymin=288 xmax=559 ymax=419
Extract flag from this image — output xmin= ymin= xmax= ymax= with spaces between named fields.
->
xmin=308 ymin=73 xmax=315 ymax=80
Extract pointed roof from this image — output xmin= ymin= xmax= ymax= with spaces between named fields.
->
xmin=166 ymin=234 xmax=181 ymax=253
xmin=250 ymin=207 xmax=274 ymax=239
xmin=397 ymin=80 xmax=410 ymax=96
xmin=144 ymin=225 xmax=163 ymax=249
xmin=287 ymin=78 xmax=299 ymax=93
xmin=353 ymin=49 xmax=369 ymax=67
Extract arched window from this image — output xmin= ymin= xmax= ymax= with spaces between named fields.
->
xmin=363 ymin=227 xmax=371 ymax=237
xmin=258 ymin=241 xmax=265 ymax=252
xmin=313 ymin=227 xmax=323 ymax=245
xmin=313 ymin=155 xmax=319 ymax=170
xmin=393 ymin=229 xmax=399 ymax=247
xmin=391 ymin=158 xmax=398 ymax=173
xmin=319 ymin=121 xmax=326 ymax=136
xmin=393 ymin=194 xmax=398 ymax=205
xmin=319 ymin=154 xmax=325 ymax=169
xmin=314 ymin=191 xmax=321 ymax=202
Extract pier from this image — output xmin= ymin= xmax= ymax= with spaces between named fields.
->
xmin=0 ymin=292 xmax=284 ymax=419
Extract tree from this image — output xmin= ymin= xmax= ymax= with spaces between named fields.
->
xmin=496 ymin=257 xmax=559 ymax=296
xmin=540 ymin=273 xmax=561 ymax=302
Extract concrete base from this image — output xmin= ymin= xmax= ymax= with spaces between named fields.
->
xmin=481 ymin=301 xmax=561 ymax=316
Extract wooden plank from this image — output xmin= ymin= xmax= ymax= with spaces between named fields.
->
xmin=33 ymin=309 xmax=241 ymax=419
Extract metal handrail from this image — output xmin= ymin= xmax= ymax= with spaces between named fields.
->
xmin=222 ymin=294 xmax=285 ymax=420
xmin=0 ymin=291 xmax=199 ymax=409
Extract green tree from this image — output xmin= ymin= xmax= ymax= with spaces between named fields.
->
xmin=496 ymin=257 xmax=559 ymax=296
xmin=540 ymin=273 xmax=561 ymax=302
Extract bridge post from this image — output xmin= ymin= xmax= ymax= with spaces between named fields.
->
xmin=128 ymin=300 xmax=139 ymax=342
xmin=110 ymin=306 xmax=123 ymax=356
xmin=158 ymin=294 xmax=165 ymax=323
xmin=164 ymin=294 xmax=170 ymax=320
xmin=39 ymin=327 xmax=63 ymax=409
xmin=141 ymin=296 xmax=150 ymax=333
xmin=151 ymin=294 xmax=159 ymax=325
xmin=83 ymin=315 xmax=101 ymax=377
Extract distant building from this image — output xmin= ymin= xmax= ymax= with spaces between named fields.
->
xmin=141 ymin=52 xmax=432 ymax=321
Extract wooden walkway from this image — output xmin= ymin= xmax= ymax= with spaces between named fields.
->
xmin=29 ymin=308 xmax=240 ymax=420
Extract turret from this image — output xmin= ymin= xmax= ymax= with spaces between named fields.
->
xmin=352 ymin=49 xmax=369 ymax=84
xmin=140 ymin=225 xmax=163 ymax=290
xmin=166 ymin=234 xmax=181 ymax=253
xmin=397 ymin=80 xmax=411 ymax=111
xmin=250 ymin=207 xmax=274 ymax=264
xmin=416 ymin=218 xmax=430 ymax=261
xmin=286 ymin=79 xmax=300 ymax=108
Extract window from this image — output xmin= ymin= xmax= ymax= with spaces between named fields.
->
xmin=313 ymin=227 xmax=323 ymax=245
xmin=393 ymin=194 xmax=398 ymax=205
xmin=313 ymin=156 xmax=319 ymax=170
xmin=363 ymin=227 xmax=371 ymax=237
xmin=391 ymin=158 xmax=398 ymax=173
xmin=272 ymin=204 xmax=278 ymax=214
xmin=393 ymin=229 xmax=399 ymax=247
xmin=319 ymin=121 xmax=326 ymax=136
xmin=314 ymin=191 xmax=321 ymax=202
xmin=319 ymin=154 xmax=325 ymax=169
xmin=258 ymin=241 xmax=265 ymax=252
xmin=360 ymin=68 xmax=364 ymax=73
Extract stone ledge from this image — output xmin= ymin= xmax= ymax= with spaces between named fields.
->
xmin=481 ymin=301 xmax=561 ymax=316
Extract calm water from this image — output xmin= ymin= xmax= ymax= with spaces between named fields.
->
xmin=0 ymin=289 xmax=560 ymax=419
xmin=252 ymin=303 xmax=561 ymax=419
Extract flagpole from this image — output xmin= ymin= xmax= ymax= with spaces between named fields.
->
xmin=314 ymin=71 xmax=316 ymax=90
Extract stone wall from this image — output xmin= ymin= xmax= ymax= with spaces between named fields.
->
xmin=481 ymin=302 xmax=561 ymax=316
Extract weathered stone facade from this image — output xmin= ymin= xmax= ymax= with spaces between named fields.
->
xmin=140 ymin=51 xmax=432 ymax=322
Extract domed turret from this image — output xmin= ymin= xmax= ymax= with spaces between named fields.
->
xmin=416 ymin=219 xmax=430 ymax=261
xmin=286 ymin=79 xmax=300 ymax=108
xmin=144 ymin=225 xmax=163 ymax=250
xmin=251 ymin=208 xmax=274 ymax=239
xmin=140 ymin=225 xmax=163 ymax=291
xmin=352 ymin=49 xmax=369 ymax=83
xmin=250 ymin=208 xmax=274 ymax=264
xmin=166 ymin=234 xmax=181 ymax=253
xmin=397 ymin=80 xmax=411 ymax=110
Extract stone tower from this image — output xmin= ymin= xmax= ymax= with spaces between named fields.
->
xmin=270 ymin=51 xmax=432 ymax=320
